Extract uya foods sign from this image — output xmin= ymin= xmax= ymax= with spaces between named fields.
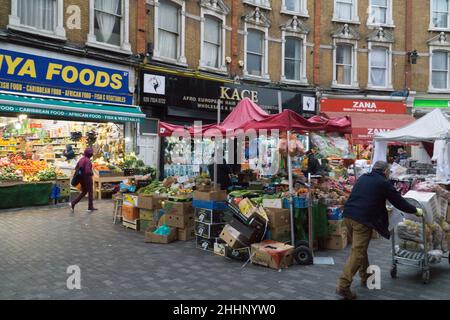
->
xmin=320 ymin=98 xmax=406 ymax=114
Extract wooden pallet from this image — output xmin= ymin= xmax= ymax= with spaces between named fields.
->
xmin=123 ymin=218 xmax=140 ymax=231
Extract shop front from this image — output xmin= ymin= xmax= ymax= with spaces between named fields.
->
xmin=319 ymin=96 xmax=415 ymax=161
xmin=0 ymin=45 xmax=146 ymax=208
xmin=139 ymin=67 xmax=317 ymax=178
xmin=413 ymin=98 xmax=450 ymax=117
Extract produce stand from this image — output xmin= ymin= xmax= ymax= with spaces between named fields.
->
xmin=93 ymin=176 xmax=127 ymax=200
xmin=0 ymin=181 xmax=53 ymax=209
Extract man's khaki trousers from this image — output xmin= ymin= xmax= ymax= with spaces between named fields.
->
xmin=337 ymin=218 xmax=372 ymax=290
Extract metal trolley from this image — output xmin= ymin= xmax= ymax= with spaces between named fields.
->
xmin=390 ymin=198 xmax=450 ymax=284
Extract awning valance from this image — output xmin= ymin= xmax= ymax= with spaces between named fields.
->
xmin=0 ymin=93 xmax=146 ymax=123
xmin=325 ymin=112 xmax=415 ymax=144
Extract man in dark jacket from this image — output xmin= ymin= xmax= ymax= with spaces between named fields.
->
xmin=336 ymin=161 xmax=421 ymax=300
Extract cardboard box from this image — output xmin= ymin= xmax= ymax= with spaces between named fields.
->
xmin=269 ymin=225 xmax=291 ymax=242
xmin=177 ymin=226 xmax=195 ymax=241
xmin=225 ymin=246 xmax=251 ymax=262
xmin=122 ymin=205 xmax=139 ymax=220
xmin=194 ymin=190 xmax=227 ymax=202
xmin=324 ymin=231 xmax=348 ymax=250
xmin=144 ymin=227 xmax=177 ymax=244
xmin=123 ymin=194 xmax=139 ymax=207
xmin=163 ymin=201 xmax=193 ymax=216
xmin=195 ymin=207 xmax=227 ymax=224
xmin=139 ymin=209 xmax=154 ymax=221
xmin=214 ymin=242 xmax=226 ymax=256
xmin=157 ymin=214 xmax=167 ymax=227
xmin=196 ymin=236 xmax=216 ymax=251
xmin=262 ymin=199 xmax=284 ymax=209
xmin=219 ymin=224 xmax=249 ymax=249
xmin=140 ymin=219 xmax=157 ymax=233
xmin=229 ymin=218 xmax=261 ymax=244
xmin=265 ymin=208 xmax=290 ymax=228
xmin=404 ymin=191 xmax=438 ymax=224
xmin=138 ymin=195 xmax=166 ymax=210
xmin=195 ymin=221 xmax=226 ymax=238
xmin=327 ymin=219 xmax=346 ymax=236
xmin=166 ymin=214 xmax=195 ymax=229
xmin=439 ymin=196 xmax=448 ymax=219
xmin=123 ymin=217 xmax=139 ymax=231
xmin=238 ymin=198 xmax=256 ymax=217
xmin=251 ymin=240 xmax=294 ymax=270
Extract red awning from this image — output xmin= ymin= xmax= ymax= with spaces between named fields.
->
xmin=324 ymin=112 xmax=415 ymax=144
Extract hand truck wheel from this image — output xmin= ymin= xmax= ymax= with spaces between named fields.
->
xmin=422 ymin=270 xmax=430 ymax=284
xmin=390 ymin=265 xmax=397 ymax=279
xmin=294 ymin=245 xmax=313 ymax=265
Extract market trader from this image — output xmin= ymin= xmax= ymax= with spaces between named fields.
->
xmin=336 ymin=161 xmax=422 ymax=300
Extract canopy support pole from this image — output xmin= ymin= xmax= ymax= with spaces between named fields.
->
xmin=287 ymin=131 xmax=296 ymax=246
xmin=214 ymin=100 xmax=221 ymax=188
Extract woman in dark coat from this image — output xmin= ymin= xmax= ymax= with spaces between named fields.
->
xmin=71 ymin=148 xmax=97 ymax=212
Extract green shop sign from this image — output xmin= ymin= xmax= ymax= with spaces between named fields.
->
xmin=413 ymin=99 xmax=450 ymax=108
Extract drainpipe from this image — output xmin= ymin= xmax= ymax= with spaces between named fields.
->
xmin=230 ymin=0 xmax=240 ymax=78
xmin=405 ymin=0 xmax=413 ymax=90
xmin=313 ymin=0 xmax=321 ymax=86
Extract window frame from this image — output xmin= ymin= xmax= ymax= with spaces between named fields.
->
xmin=430 ymin=0 xmax=450 ymax=31
xmin=367 ymin=0 xmax=394 ymax=28
xmin=152 ymin=0 xmax=187 ymax=66
xmin=8 ymin=0 xmax=66 ymax=40
xmin=333 ymin=0 xmax=360 ymax=24
xmin=367 ymin=43 xmax=393 ymax=90
xmin=199 ymin=10 xmax=227 ymax=74
xmin=243 ymin=0 xmax=272 ymax=11
xmin=429 ymin=48 xmax=450 ymax=92
xmin=332 ymin=39 xmax=359 ymax=88
xmin=281 ymin=0 xmax=309 ymax=17
xmin=244 ymin=25 xmax=270 ymax=82
xmin=87 ymin=0 xmax=131 ymax=54
xmin=281 ymin=33 xmax=308 ymax=85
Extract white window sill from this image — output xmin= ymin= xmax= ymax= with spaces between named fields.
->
xmin=243 ymin=73 xmax=271 ymax=83
xmin=280 ymin=9 xmax=309 ymax=18
xmin=367 ymin=23 xmax=395 ymax=29
xmin=429 ymin=27 xmax=450 ymax=32
xmin=428 ymin=88 xmax=450 ymax=94
xmin=7 ymin=23 xmax=66 ymax=41
xmin=367 ymin=86 xmax=394 ymax=91
xmin=332 ymin=18 xmax=360 ymax=25
xmin=152 ymin=55 xmax=188 ymax=67
xmin=242 ymin=1 xmax=271 ymax=11
xmin=331 ymin=83 xmax=360 ymax=90
xmin=86 ymin=41 xmax=132 ymax=55
xmin=280 ymin=78 xmax=309 ymax=86
xmin=198 ymin=65 xmax=229 ymax=76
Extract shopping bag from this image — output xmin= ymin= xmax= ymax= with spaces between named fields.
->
xmin=71 ymin=168 xmax=82 ymax=187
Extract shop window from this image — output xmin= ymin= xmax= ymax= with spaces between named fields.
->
xmin=431 ymin=51 xmax=449 ymax=90
xmin=335 ymin=44 xmax=353 ymax=85
xmin=369 ymin=46 xmax=390 ymax=88
xmin=87 ymin=0 xmax=131 ymax=53
xmin=246 ymin=29 xmax=264 ymax=77
xmin=153 ymin=0 xmax=186 ymax=65
xmin=284 ymin=37 xmax=303 ymax=81
xmin=333 ymin=0 xmax=359 ymax=23
xmin=431 ymin=0 xmax=450 ymax=30
xmin=8 ymin=0 xmax=66 ymax=39
xmin=368 ymin=0 xmax=394 ymax=27
xmin=282 ymin=0 xmax=308 ymax=16
xmin=202 ymin=16 xmax=221 ymax=69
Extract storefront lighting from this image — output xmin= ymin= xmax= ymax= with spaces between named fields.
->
xmin=125 ymin=137 xmax=131 ymax=143
xmin=18 ymin=115 xmax=27 ymax=121
xmin=14 ymin=122 xmax=21 ymax=130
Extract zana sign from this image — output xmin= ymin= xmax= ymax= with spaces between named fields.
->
xmin=0 ymin=49 xmax=132 ymax=105
xmin=320 ymin=98 xmax=407 ymax=114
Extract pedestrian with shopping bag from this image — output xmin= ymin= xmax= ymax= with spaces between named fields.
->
xmin=70 ymin=148 xmax=97 ymax=213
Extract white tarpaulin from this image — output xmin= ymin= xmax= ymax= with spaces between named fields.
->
xmin=374 ymin=109 xmax=450 ymax=142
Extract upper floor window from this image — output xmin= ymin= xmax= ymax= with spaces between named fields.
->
xmin=369 ymin=46 xmax=391 ymax=88
xmin=335 ymin=44 xmax=353 ymax=85
xmin=282 ymin=0 xmax=308 ymax=16
xmin=334 ymin=0 xmax=358 ymax=23
xmin=368 ymin=0 xmax=393 ymax=26
xmin=432 ymin=0 xmax=450 ymax=30
xmin=203 ymin=16 xmax=221 ymax=68
xmin=284 ymin=37 xmax=303 ymax=81
xmin=247 ymin=29 xmax=264 ymax=77
xmin=87 ymin=0 xmax=131 ymax=53
xmin=8 ymin=0 xmax=66 ymax=39
xmin=431 ymin=51 xmax=449 ymax=89
xmin=243 ymin=0 xmax=271 ymax=10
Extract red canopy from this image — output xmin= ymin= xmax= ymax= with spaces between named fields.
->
xmin=242 ymin=109 xmax=352 ymax=133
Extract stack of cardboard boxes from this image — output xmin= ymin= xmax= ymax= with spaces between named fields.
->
xmin=122 ymin=194 xmax=140 ymax=230
xmin=323 ymin=207 xmax=348 ymax=250
xmin=262 ymin=199 xmax=291 ymax=243
xmin=164 ymin=201 xmax=195 ymax=241
xmin=137 ymin=194 xmax=166 ymax=232
xmin=193 ymin=189 xmax=228 ymax=252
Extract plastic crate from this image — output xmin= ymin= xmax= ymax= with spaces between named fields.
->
xmin=192 ymin=199 xmax=228 ymax=211
xmin=283 ymin=196 xmax=308 ymax=209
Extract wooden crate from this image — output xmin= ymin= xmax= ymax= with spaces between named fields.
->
xmin=123 ymin=218 xmax=140 ymax=231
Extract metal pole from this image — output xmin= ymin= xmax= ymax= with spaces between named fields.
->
xmin=308 ymin=173 xmax=314 ymax=252
xmin=287 ymin=131 xmax=296 ymax=246
xmin=278 ymin=91 xmax=283 ymax=113
xmin=214 ymin=100 xmax=221 ymax=188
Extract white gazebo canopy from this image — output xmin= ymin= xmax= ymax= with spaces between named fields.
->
xmin=374 ymin=109 xmax=450 ymax=142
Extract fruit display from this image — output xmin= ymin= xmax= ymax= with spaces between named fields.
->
xmin=0 ymin=167 xmax=22 ymax=182
xmin=137 ymin=181 xmax=169 ymax=195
